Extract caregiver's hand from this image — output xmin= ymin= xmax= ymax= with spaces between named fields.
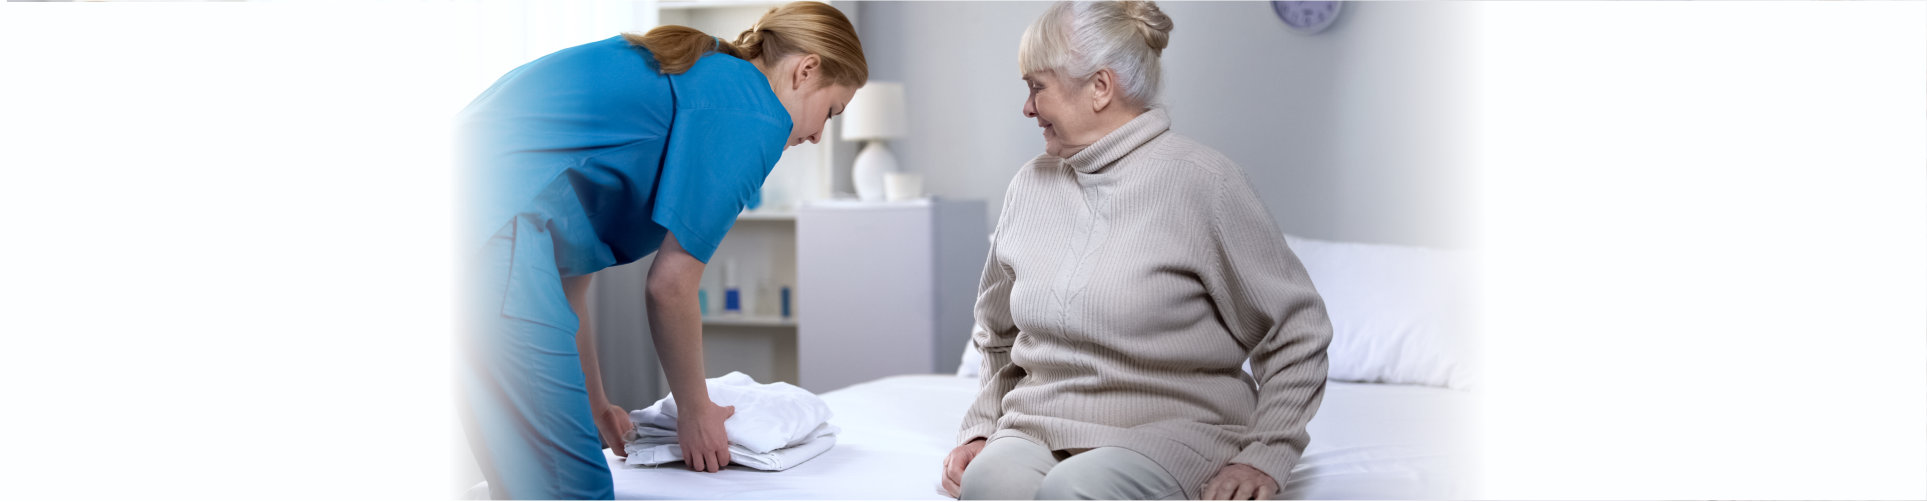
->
xmin=940 ymin=438 xmax=986 ymax=498
xmin=1202 ymin=463 xmax=1278 ymax=500
xmin=677 ymin=400 xmax=736 ymax=473
xmin=593 ymin=402 xmax=633 ymax=458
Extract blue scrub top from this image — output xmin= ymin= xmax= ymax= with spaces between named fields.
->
xmin=458 ymin=35 xmax=792 ymax=275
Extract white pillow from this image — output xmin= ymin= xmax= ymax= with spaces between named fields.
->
xmin=1283 ymin=234 xmax=1476 ymax=390
xmin=957 ymin=329 xmax=984 ymax=378
xmin=959 ymin=235 xmax=1475 ymax=390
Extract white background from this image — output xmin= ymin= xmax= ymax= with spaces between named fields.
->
xmin=1471 ymin=2 xmax=1925 ymax=499
xmin=0 ymin=1 xmax=1921 ymax=499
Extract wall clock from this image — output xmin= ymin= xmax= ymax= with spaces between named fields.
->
xmin=1272 ymin=1 xmax=1343 ymax=35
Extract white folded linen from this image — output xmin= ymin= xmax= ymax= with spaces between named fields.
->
xmin=623 ymin=422 xmax=840 ymax=471
xmin=620 ymin=371 xmax=839 ymax=471
xmin=629 ymin=371 xmax=834 ymax=454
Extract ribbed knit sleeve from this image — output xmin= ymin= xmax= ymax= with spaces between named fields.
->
xmin=957 ymin=198 xmax=1025 ymax=446
xmin=1206 ymin=168 xmax=1334 ymax=488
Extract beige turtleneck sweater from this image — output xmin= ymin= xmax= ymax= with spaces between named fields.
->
xmin=957 ymin=108 xmax=1333 ymax=498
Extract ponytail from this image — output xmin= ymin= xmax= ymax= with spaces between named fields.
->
xmin=623 ymin=1 xmax=867 ymax=88
xmin=624 ymin=25 xmax=721 ymax=75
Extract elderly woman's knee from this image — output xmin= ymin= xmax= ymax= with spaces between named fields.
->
xmin=1035 ymin=449 xmax=1182 ymax=500
xmin=962 ymin=463 xmax=1052 ymax=500
xmin=961 ymin=439 xmax=1058 ymax=500
xmin=1036 ymin=467 xmax=1139 ymax=500
xmin=1036 ymin=473 xmax=1108 ymax=500
xmin=959 ymin=461 xmax=1022 ymax=500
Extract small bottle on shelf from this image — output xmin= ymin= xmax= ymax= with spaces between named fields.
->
xmin=722 ymin=259 xmax=741 ymax=316
xmin=779 ymin=285 xmax=792 ymax=319
xmin=755 ymin=280 xmax=775 ymax=317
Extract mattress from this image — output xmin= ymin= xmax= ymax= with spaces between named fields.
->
xmin=466 ymin=374 xmax=1473 ymax=499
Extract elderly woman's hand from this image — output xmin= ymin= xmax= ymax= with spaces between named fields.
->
xmin=941 ymin=438 xmax=987 ymax=498
xmin=1202 ymin=463 xmax=1278 ymax=500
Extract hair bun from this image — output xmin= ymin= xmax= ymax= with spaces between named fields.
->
xmin=1123 ymin=1 xmax=1172 ymax=54
xmin=730 ymin=6 xmax=777 ymax=58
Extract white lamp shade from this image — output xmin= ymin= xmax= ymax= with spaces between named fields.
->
xmin=841 ymin=82 xmax=907 ymax=141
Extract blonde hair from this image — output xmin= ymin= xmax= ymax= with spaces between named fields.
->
xmin=624 ymin=1 xmax=867 ymax=88
xmin=1019 ymin=1 xmax=1173 ymax=107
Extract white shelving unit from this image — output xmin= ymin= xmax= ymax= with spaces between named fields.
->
xmin=702 ymin=315 xmax=799 ymax=328
xmin=734 ymin=209 xmax=797 ymax=222
xmin=690 ymin=211 xmax=801 ymax=386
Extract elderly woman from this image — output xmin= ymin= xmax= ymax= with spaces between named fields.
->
xmin=937 ymin=1 xmax=1333 ymax=500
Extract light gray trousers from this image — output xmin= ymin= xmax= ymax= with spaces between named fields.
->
xmin=959 ymin=437 xmax=1185 ymax=500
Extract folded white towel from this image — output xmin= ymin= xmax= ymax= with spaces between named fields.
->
xmin=623 ymin=422 xmax=839 ymax=471
xmin=628 ymin=371 xmax=834 ymax=454
xmin=620 ymin=372 xmax=838 ymax=471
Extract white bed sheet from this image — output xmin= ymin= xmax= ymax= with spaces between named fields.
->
xmin=1284 ymin=379 xmax=1475 ymax=499
xmin=466 ymin=374 xmax=1472 ymax=500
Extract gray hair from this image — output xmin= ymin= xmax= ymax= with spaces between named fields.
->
xmin=1018 ymin=1 xmax=1174 ymax=107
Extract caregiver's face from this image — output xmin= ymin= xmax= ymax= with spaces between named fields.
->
xmin=1022 ymin=70 xmax=1099 ymax=158
xmin=771 ymin=53 xmax=857 ymax=150
xmin=787 ymin=83 xmax=856 ymax=149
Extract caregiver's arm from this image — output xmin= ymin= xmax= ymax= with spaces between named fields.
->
xmin=1200 ymin=171 xmax=1334 ymax=500
xmin=647 ymin=230 xmax=735 ymax=473
xmin=565 ymin=273 xmax=633 ymax=458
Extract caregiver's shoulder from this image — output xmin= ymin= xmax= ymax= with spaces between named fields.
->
xmin=669 ymin=52 xmax=785 ymax=119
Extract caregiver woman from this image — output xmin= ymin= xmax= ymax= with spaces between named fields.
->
xmin=456 ymin=2 xmax=865 ymax=499
xmin=940 ymin=1 xmax=1331 ymax=500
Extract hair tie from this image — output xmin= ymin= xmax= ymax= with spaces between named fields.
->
xmin=712 ymin=36 xmax=722 ymax=52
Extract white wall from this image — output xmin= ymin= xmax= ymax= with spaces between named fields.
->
xmin=854 ymin=1 xmax=1473 ymax=247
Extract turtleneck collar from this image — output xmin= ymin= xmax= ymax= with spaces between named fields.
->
xmin=1055 ymin=106 xmax=1171 ymax=174
xmin=1060 ymin=107 xmax=1171 ymax=175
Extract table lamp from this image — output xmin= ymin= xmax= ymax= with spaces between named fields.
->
xmin=841 ymin=82 xmax=906 ymax=202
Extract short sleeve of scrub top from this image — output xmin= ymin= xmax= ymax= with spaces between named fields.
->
xmin=458 ymin=35 xmax=791 ymax=275
xmin=650 ymin=64 xmax=792 ymax=263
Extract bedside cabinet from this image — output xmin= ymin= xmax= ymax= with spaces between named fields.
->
xmin=796 ymin=199 xmax=988 ymax=393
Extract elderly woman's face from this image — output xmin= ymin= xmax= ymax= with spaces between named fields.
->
xmin=1021 ymin=70 xmax=1101 ymax=158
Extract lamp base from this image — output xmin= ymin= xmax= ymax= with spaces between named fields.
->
xmin=852 ymin=140 xmax=899 ymax=202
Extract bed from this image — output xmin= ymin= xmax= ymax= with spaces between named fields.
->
xmin=464 ymin=234 xmax=1477 ymax=499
